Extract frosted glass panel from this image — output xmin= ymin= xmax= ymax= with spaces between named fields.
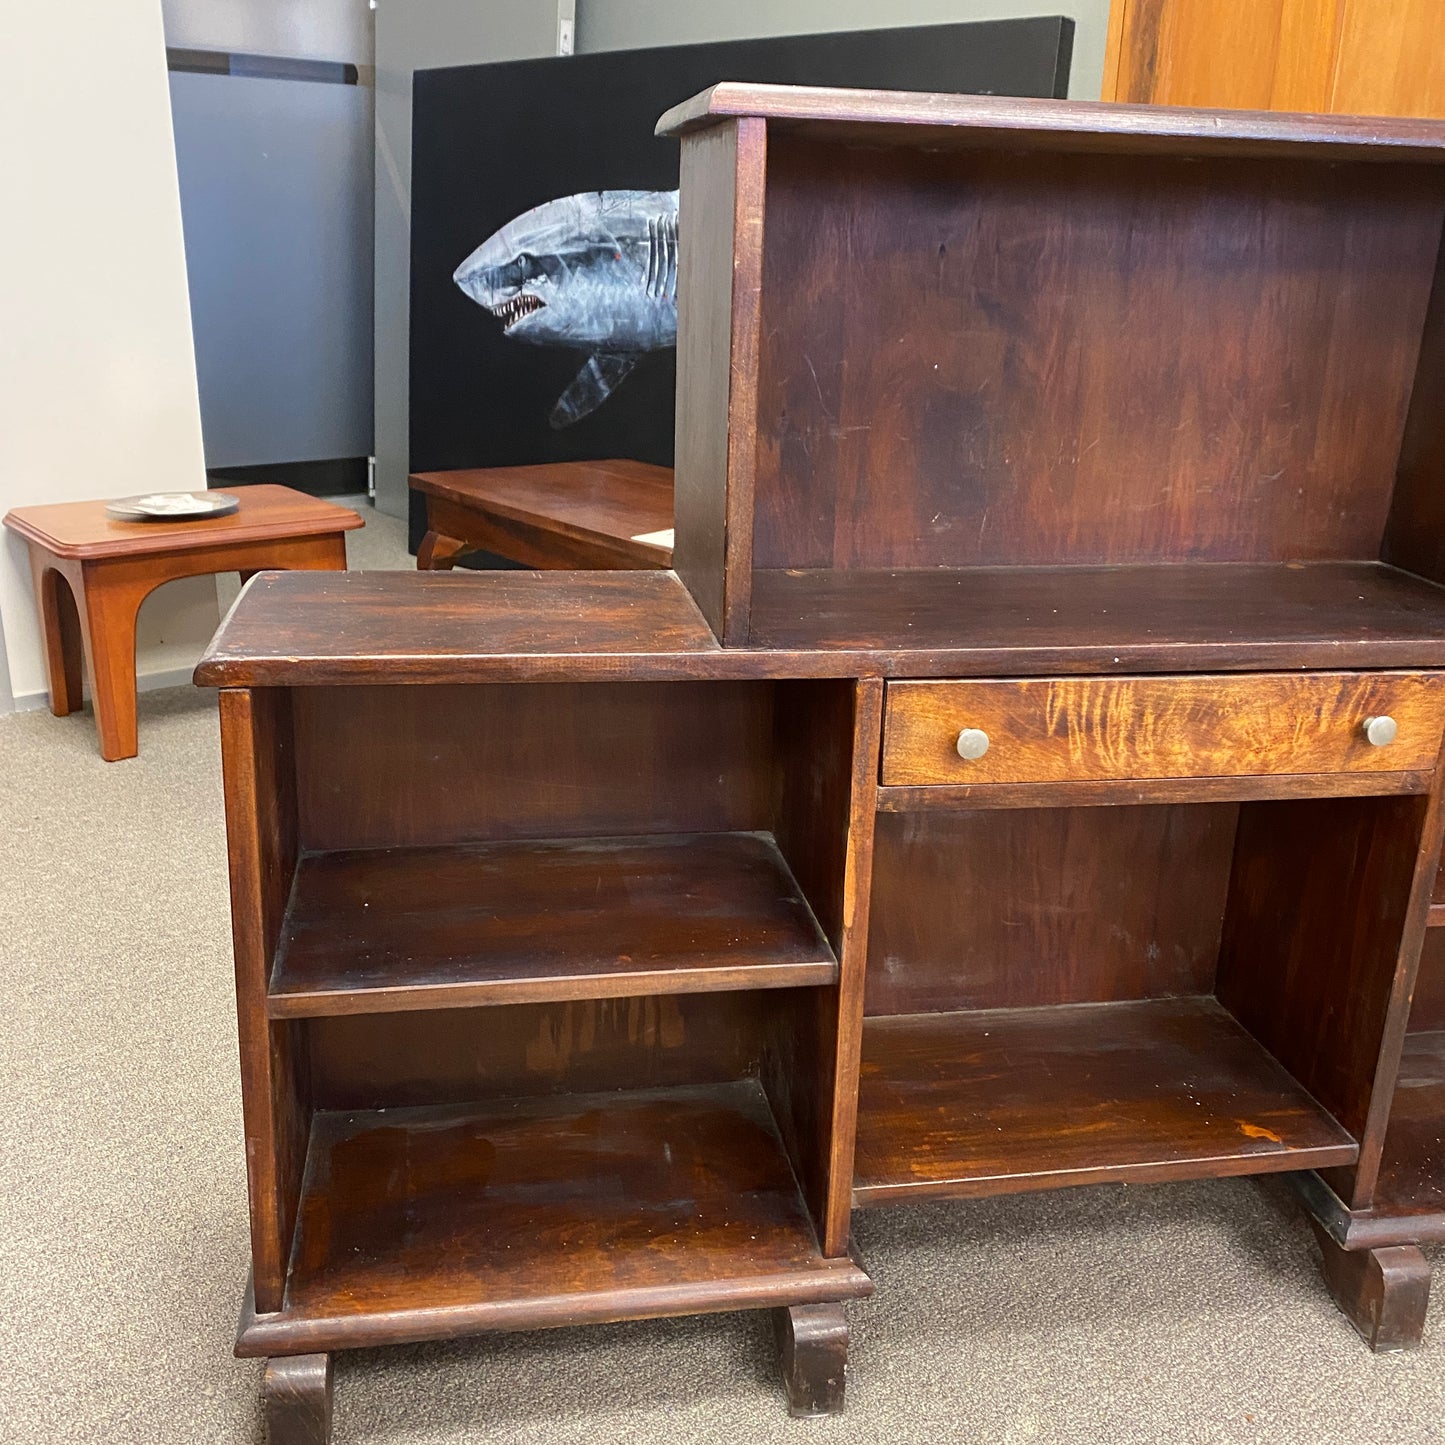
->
xmin=170 ymin=71 xmax=373 ymax=466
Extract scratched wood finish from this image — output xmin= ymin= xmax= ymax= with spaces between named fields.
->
xmin=853 ymin=997 xmax=1357 ymax=1205
xmin=236 ymin=1081 xmax=871 ymax=1357
xmin=306 ymin=994 xmax=768 ymax=1112
xmin=192 ymin=564 xmax=1445 ymax=686
xmin=218 ymin=689 xmax=309 ymax=1315
xmin=201 ymin=91 xmax=1445 ymax=1390
xmin=774 ymin=1303 xmax=850 ymax=1416
xmin=657 ymin=82 xmax=1445 ymax=160
xmin=1217 ymin=792 xmax=1430 ymax=1203
xmin=749 ymin=141 xmax=1442 ymax=576
xmin=865 ymin=805 xmax=1237 ymax=1016
xmin=194 ymin=570 xmax=720 ymax=689
xmin=268 ymin=832 xmax=837 ymax=1017
xmin=881 ymin=673 xmax=1445 ymax=787
xmin=261 ymin=1354 xmax=332 ymax=1445
xmin=1311 ymin=1224 xmax=1433 ymax=1352
xmin=746 ymin=564 xmax=1445 ymax=665
xmin=291 ymin=681 xmax=775 ymax=852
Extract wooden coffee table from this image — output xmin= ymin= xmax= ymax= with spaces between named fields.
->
xmin=4 ymin=484 xmax=361 ymax=760
xmin=410 ymin=459 xmax=673 ymax=571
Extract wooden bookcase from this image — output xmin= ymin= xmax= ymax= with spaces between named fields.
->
xmin=199 ymin=89 xmax=1445 ymax=1439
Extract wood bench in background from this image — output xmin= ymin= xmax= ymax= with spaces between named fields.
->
xmin=409 ymin=459 xmax=674 ymax=571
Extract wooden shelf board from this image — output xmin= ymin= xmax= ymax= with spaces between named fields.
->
xmin=1427 ymin=904 xmax=1445 ymax=928
xmin=853 ymin=996 xmax=1357 ymax=1205
xmin=268 ymin=832 xmax=837 ymax=1018
xmin=749 ymin=563 xmax=1445 ymax=663
xmin=235 ymin=1080 xmax=870 ymax=1356
xmin=195 ymin=563 xmax=1445 ymax=687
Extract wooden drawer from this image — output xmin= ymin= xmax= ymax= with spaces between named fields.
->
xmin=881 ymin=673 xmax=1445 ymax=787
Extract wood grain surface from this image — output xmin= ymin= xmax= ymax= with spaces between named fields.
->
xmin=750 ymin=140 xmax=1441 ymax=575
xmin=218 ymin=688 xmax=309 ymax=1314
xmin=3 ymin=484 xmax=361 ymax=558
xmin=853 ymin=997 xmax=1358 ymax=1205
xmin=193 ymin=564 xmax=1445 ymax=686
xmin=1217 ymin=791 xmax=1433 ymax=1205
xmin=236 ymin=1080 xmax=871 ymax=1356
xmin=291 ymin=681 xmax=775 ymax=852
xmin=865 ymin=805 xmax=1237 ymax=1015
xmin=268 ymin=832 xmax=837 ymax=1016
xmin=412 ymin=461 xmax=673 ymax=571
xmin=657 ymin=82 xmax=1445 ymax=161
xmin=881 ymin=673 xmax=1445 ymax=786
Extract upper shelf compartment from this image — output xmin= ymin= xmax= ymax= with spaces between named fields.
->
xmin=268 ymin=831 xmax=837 ymax=1017
xmin=661 ymin=84 xmax=1445 ymax=650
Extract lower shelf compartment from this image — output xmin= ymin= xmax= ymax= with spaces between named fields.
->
xmin=853 ymin=996 xmax=1357 ymax=1205
xmin=237 ymin=1079 xmax=870 ymax=1357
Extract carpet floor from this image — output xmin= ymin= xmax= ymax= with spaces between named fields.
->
xmin=3 ymin=504 xmax=1445 ymax=1443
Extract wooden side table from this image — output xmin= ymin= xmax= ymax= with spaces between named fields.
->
xmin=4 ymin=484 xmax=361 ymax=760
xmin=410 ymin=459 xmax=673 ymax=570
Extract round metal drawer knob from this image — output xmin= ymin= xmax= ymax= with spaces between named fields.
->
xmin=1363 ymin=715 xmax=1398 ymax=747
xmin=956 ymin=728 xmax=991 ymax=761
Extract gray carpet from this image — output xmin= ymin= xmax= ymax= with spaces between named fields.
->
xmin=4 ymin=504 xmax=1445 ymax=1442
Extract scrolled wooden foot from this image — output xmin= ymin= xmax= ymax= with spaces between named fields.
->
xmin=773 ymin=1302 xmax=849 ymax=1417
xmin=1310 ymin=1222 xmax=1431 ymax=1352
xmin=263 ymin=1353 xmax=333 ymax=1445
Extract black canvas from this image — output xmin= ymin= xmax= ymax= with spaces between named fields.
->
xmin=408 ymin=18 xmax=1074 ymax=549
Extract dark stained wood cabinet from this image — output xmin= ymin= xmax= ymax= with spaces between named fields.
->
xmin=199 ymin=87 xmax=1445 ymax=1439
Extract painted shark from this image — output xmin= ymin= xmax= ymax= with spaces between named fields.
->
xmin=453 ymin=189 xmax=679 ymax=428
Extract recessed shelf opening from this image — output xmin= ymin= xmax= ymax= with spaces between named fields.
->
xmin=854 ymin=792 xmax=1430 ymax=1203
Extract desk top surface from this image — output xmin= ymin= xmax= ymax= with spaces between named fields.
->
xmin=3 ymin=484 xmax=364 ymax=559
xmin=195 ymin=562 xmax=1445 ymax=688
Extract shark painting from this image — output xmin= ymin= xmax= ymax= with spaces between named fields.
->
xmin=453 ymin=189 xmax=680 ymax=428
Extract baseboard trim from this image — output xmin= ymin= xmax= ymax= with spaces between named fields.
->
xmin=8 ymin=664 xmax=200 ymax=716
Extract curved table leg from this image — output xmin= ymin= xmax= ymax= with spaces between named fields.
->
xmin=29 ymin=554 xmax=85 ymax=716
xmin=73 ymin=563 xmax=148 ymax=762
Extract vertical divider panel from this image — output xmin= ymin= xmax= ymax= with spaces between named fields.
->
xmin=218 ymin=686 xmax=308 ymax=1314
xmin=761 ymin=677 xmax=883 ymax=1254
xmin=1382 ymin=224 xmax=1445 ymax=585
xmin=824 ymin=677 xmax=885 ymax=1254
xmin=673 ymin=116 xmax=766 ymax=645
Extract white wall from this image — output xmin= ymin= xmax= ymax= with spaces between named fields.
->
xmin=372 ymin=2 xmax=563 ymax=519
xmin=576 ymin=1 xmax=1112 ymax=101
xmin=0 ymin=0 xmax=219 ymax=711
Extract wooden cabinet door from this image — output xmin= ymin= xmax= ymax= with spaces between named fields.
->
xmin=1104 ymin=0 xmax=1445 ymax=118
